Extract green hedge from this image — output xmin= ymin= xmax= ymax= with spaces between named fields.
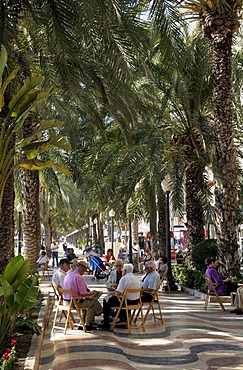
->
xmin=191 ymin=239 xmax=217 ymax=271
xmin=172 ymin=265 xmax=208 ymax=293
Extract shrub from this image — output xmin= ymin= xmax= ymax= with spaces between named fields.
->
xmin=191 ymin=239 xmax=217 ymax=271
xmin=172 ymin=265 xmax=208 ymax=293
xmin=0 ymin=255 xmax=42 ymax=344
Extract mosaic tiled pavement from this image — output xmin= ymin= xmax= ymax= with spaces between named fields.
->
xmin=38 ymin=276 xmax=243 ymax=370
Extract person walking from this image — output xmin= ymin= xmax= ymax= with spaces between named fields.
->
xmin=132 ymin=241 xmax=141 ymax=272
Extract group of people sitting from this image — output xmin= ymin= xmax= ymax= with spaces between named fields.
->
xmin=51 ymin=254 xmax=167 ymax=332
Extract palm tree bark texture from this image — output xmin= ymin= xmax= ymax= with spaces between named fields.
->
xmin=0 ymin=98 xmax=15 ymax=274
xmin=21 ymin=117 xmax=41 ymax=274
xmin=185 ymin=163 xmax=205 ymax=248
xmin=200 ymin=5 xmax=240 ymax=276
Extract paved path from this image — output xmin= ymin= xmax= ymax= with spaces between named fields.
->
xmin=38 ymin=272 xmax=243 ymax=370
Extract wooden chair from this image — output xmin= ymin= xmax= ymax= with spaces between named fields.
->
xmin=111 ymin=288 xmax=145 ymax=333
xmin=204 ymin=277 xmax=226 ymax=311
xmin=135 ymin=284 xmax=163 ymax=325
xmin=52 ymin=288 xmax=87 ymax=334
xmin=160 ymin=266 xmax=171 ymax=293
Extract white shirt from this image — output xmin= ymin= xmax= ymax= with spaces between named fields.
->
xmin=52 ymin=268 xmax=67 ymax=287
xmin=116 ymin=272 xmax=140 ymax=300
xmin=51 ymin=242 xmax=59 ymax=252
xmin=154 ymin=259 xmax=161 ymax=270
xmin=37 ymin=256 xmax=48 ymax=266
xmin=132 ymin=243 xmax=140 ymax=255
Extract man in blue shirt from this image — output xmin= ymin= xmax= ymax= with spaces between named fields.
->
xmin=140 ymin=261 xmax=161 ymax=302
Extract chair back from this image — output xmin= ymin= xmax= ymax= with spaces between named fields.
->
xmin=160 ymin=266 xmax=170 ymax=293
xmin=111 ymin=287 xmax=145 ymax=333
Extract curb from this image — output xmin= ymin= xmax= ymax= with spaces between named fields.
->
xmin=181 ymin=286 xmax=231 ymax=303
xmin=24 ymin=290 xmax=51 ymax=370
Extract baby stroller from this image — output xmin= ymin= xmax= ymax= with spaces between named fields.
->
xmin=88 ymin=255 xmax=109 ymax=281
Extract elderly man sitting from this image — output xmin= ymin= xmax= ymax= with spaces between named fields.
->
xmin=98 ymin=263 xmax=140 ymax=331
xmin=62 ymin=260 xmax=103 ymax=331
xmin=106 ymin=259 xmax=124 ymax=290
xmin=140 ymin=261 xmax=161 ymax=302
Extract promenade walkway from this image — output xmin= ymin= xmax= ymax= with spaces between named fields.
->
xmin=38 ymin=274 xmax=243 ymax=370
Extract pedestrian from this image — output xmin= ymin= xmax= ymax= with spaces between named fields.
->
xmin=51 ymin=240 xmax=59 ymax=267
xmin=132 ymin=241 xmax=140 ymax=272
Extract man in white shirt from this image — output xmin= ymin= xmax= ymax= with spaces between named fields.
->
xmin=51 ymin=240 xmax=59 ymax=267
xmin=99 ymin=263 xmax=140 ymax=330
xmin=52 ymin=258 xmax=71 ymax=288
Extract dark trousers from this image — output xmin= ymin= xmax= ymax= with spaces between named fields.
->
xmin=103 ymin=296 xmax=139 ymax=328
xmin=141 ymin=292 xmax=153 ymax=302
xmin=226 ymin=281 xmax=238 ymax=296
xmin=52 ymin=251 xmax=58 ymax=267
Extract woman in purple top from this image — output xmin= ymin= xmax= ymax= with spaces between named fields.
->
xmin=205 ymin=257 xmax=229 ymax=295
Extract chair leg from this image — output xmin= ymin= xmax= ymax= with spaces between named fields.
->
xmin=204 ymin=292 xmax=210 ymax=311
xmin=126 ymin=306 xmax=131 ymax=333
xmin=155 ymin=300 xmax=163 ymax=324
xmin=144 ymin=301 xmax=153 ymax=323
xmin=134 ymin=308 xmax=141 ymax=323
xmin=52 ymin=306 xmax=59 ymax=333
xmin=111 ymin=305 xmax=123 ymax=330
xmin=167 ymin=278 xmax=171 ymax=293
xmin=215 ymin=295 xmax=225 ymax=311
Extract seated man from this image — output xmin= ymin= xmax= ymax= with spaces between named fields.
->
xmin=140 ymin=261 xmax=161 ymax=302
xmin=37 ymin=251 xmax=49 ymax=271
xmin=230 ymin=286 xmax=243 ymax=315
xmin=106 ymin=259 xmax=124 ymax=290
xmin=66 ymin=248 xmax=77 ymax=262
xmin=99 ymin=263 xmax=140 ymax=331
xmin=52 ymin=258 xmax=70 ymax=288
xmin=158 ymin=256 xmax=168 ymax=275
xmin=62 ymin=260 xmax=102 ymax=331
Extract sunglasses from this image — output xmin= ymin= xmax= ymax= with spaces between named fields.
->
xmin=116 ymin=264 xmax=122 ymax=267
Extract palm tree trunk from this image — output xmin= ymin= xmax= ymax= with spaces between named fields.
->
xmin=0 ymin=173 xmax=15 ymax=274
xmin=132 ymin=219 xmax=138 ymax=242
xmin=202 ymin=13 xmax=240 ymax=276
xmin=149 ymin=184 xmax=157 ymax=251
xmin=0 ymin=97 xmax=15 ymax=273
xmin=157 ymin=183 xmax=166 ymax=256
xmin=185 ymin=164 xmax=205 ymax=247
xmin=21 ymin=118 xmax=40 ymax=274
xmin=40 ymin=184 xmax=51 ymax=257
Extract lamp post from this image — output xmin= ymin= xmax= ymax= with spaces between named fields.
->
xmin=126 ymin=199 xmax=133 ymax=264
xmin=109 ymin=209 xmax=115 ymax=253
xmin=162 ymin=175 xmax=177 ymax=291
xmin=90 ymin=221 xmax=93 ymax=245
xmin=85 ymin=223 xmax=89 ymax=244
xmin=16 ymin=204 xmax=23 ymax=255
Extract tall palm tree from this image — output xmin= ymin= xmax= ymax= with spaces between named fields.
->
xmin=163 ymin=31 xmax=214 ymax=247
xmin=0 ymin=0 xmax=151 ymax=269
xmin=181 ymin=1 xmax=241 ymax=275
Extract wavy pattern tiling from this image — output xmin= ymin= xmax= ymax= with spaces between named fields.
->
xmin=39 ymin=284 xmax=243 ymax=370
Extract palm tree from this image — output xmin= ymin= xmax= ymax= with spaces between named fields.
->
xmin=182 ymin=1 xmax=241 ymax=275
xmin=0 ymin=0 xmax=151 ymax=270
